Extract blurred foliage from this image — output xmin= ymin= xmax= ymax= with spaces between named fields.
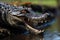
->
xmin=0 ymin=0 xmax=57 ymax=7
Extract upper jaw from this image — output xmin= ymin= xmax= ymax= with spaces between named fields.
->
xmin=10 ymin=9 xmax=54 ymax=29
xmin=25 ymin=12 xmax=54 ymax=28
xmin=26 ymin=13 xmax=50 ymax=21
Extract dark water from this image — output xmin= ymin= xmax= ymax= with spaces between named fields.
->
xmin=44 ymin=19 xmax=60 ymax=40
xmin=44 ymin=31 xmax=60 ymax=40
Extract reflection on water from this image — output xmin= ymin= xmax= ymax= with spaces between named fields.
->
xmin=44 ymin=30 xmax=60 ymax=40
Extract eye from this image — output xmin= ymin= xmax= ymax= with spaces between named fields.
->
xmin=21 ymin=9 xmax=30 ymax=14
xmin=21 ymin=10 xmax=26 ymax=14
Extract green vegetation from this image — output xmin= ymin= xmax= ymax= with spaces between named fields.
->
xmin=0 ymin=0 xmax=57 ymax=7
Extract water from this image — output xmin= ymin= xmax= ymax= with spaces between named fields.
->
xmin=44 ymin=30 xmax=60 ymax=40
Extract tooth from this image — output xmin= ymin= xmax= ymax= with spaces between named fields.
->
xmin=45 ymin=20 xmax=47 ymax=23
xmin=41 ymin=20 xmax=43 ymax=23
xmin=1 ymin=30 xmax=3 ymax=33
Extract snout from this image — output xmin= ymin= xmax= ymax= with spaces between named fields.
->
xmin=6 ymin=11 xmax=55 ymax=35
xmin=26 ymin=13 xmax=55 ymax=29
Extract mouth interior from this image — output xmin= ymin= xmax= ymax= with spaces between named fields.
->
xmin=12 ymin=9 xmax=55 ymax=30
xmin=10 ymin=4 xmax=55 ymax=30
xmin=24 ymin=13 xmax=55 ymax=29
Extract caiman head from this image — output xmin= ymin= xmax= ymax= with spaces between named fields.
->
xmin=1 ymin=3 xmax=56 ymax=35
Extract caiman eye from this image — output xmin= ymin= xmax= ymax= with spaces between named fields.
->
xmin=21 ymin=10 xmax=27 ymax=14
xmin=21 ymin=9 xmax=30 ymax=14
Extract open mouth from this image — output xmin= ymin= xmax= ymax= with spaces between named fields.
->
xmin=10 ymin=11 xmax=55 ymax=34
xmin=10 ymin=10 xmax=55 ymax=30
xmin=7 ymin=4 xmax=55 ymax=31
xmin=24 ymin=12 xmax=55 ymax=30
xmin=0 ymin=3 xmax=56 ymax=34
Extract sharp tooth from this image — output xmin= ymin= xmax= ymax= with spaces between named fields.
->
xmin=41 ymin=20 xmax=43 ymax=23
xmin=45 ymin=20 xmax=47 ymax=23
